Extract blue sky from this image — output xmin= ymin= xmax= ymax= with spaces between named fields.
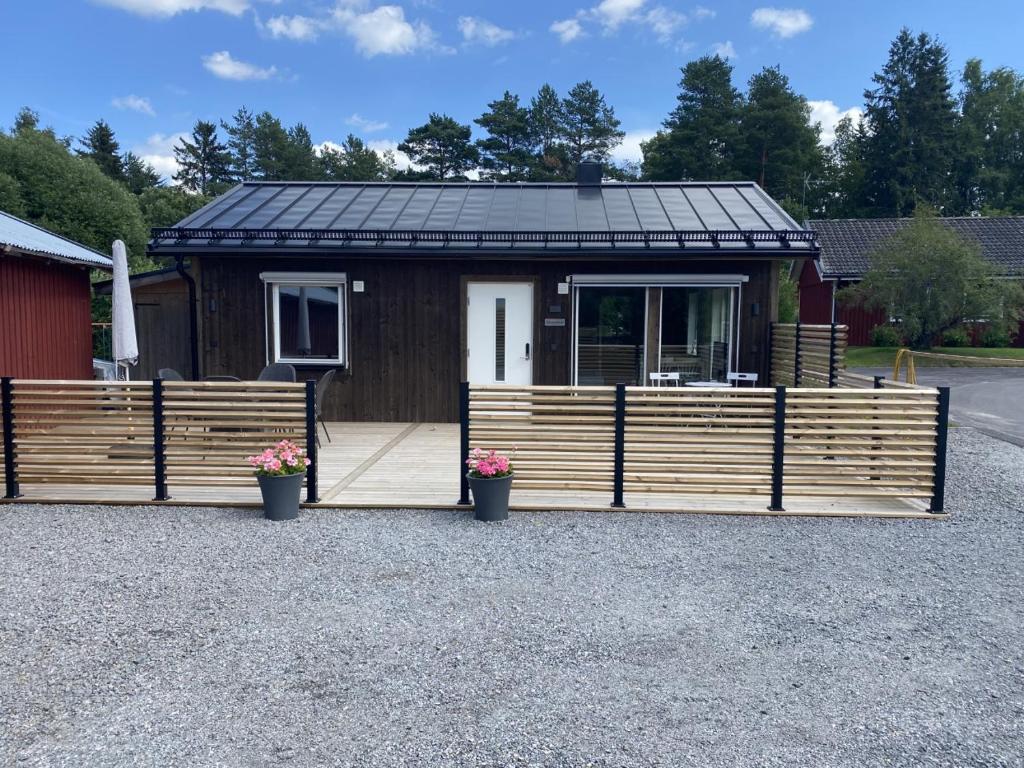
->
xmin=3 ymin=0 xmax=1023 ymax=180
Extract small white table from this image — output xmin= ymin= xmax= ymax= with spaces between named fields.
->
xmin=685 ymin=380 xmax=726 ymax=387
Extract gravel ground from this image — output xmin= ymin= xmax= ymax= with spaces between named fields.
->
xmin=1 ymin=428 xmax=1022 ymax=768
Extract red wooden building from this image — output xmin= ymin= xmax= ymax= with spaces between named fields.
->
xmin=0 ymin=211 xmax=112 ymax=378
xmin=798 ymin=217 xmax=1024 ymax=346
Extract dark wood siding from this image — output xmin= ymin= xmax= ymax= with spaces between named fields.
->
xmin=132 ymin=279 xmax=191 ymax=379
xmin=0 ymin=254 xmax=94 ymax=378
xmin=192 ymin=253 xmax=781 ymax=422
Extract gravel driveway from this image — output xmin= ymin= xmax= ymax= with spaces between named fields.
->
xmin=1 ymin=428 xmax=1022 ymax=768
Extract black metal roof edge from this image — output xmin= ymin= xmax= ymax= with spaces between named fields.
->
xmin=143 ymin=244 xmax=816 ymax=260
xmin=150 ymin=227 xmax=817 ymax=247
xmin=226 ymin=180 xmax=779 ymax=189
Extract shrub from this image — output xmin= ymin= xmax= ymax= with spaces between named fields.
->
xmin=980 ymin=326 xmax=1012 ymax=348
xmin=870 ymin=324 xmax=902 ymax=347
xmin=941 ymin=327 xmax=970 ymax=347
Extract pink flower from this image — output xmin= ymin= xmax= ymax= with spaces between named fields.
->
xmin=269 ymin=459 xmax=282 ymax=471
xmin=303 ymin=458 xmax=311 ymax=467
xmin=286 ymin=457 xmax=298 ymax=466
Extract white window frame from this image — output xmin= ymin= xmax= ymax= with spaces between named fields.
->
xmin=569 ymin=274 xmax=748 ymax=385
xmin=260 ymin=271 xmax=348 ymax=367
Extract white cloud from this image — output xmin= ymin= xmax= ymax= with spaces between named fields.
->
xmin=593 ymin=0 xmax=646 ymax=31
xmin=642 ymin=6 xmax=686 ymax=42
xmin=366 ymin=139 xmax=415 ymax=170
xmin=457 ymin=16 xmax=516 ymax=46
xmin=93 ymin=0 xmax=250 ymax=16
xmin=345 ymin=113 xmax=389 ymax=132
xmin=550 ymin=17 xmax=584 ymax=43
xmin=134 ymin=132 xmax=188 ymax=183
xmin=112 ymin=95 xmax=155 ymax=116
xmin=750 ymin=7 xmax=813 ymax=38
xmin=808 ymin=100 xmax=863 ymax=145
xmin=692 ymin=5 xmax=715 ymax=20
xmin=610 ymin=129 xmax=656 ymax=164
xmin=711 ymin=40 xmax=736 ymax=59
xmin=202 ymin=50 xmax=277 ymax=80
xmin=265 ymin=14 xmax=320 ymax=41
xmin=332 ymin=3 xmax=452 ymax=57
xmin=553 ymin=0 xmax=699 ymax=45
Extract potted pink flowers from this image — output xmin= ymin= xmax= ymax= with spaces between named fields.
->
xmin=465 ymin=448 xmax=514 ymax=522
xmin=246 ymin=440 xmax=311 ymax=521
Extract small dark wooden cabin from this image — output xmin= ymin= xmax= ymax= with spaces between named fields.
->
xmin=149 ymin=166 xmax=819 ymax=422
xmin=799 ymin=217 xmax=1024 ymax=346
xmin=0 ymin=211 xmax=111 ymax=379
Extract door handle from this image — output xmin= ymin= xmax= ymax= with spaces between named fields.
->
xmin=524 ymin=343 xmax=531 ymax=360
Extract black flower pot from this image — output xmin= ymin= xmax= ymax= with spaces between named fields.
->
xmin=467 ymin=473 xmax=513 ymax=522
xmin=257 ymin=472 xmax=304 ymax=521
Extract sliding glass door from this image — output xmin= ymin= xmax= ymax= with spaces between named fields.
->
xmin=660 ymin=287 xmax=732 ymax=383
xmin=572 ymin=278 xmax=739 ymax=386
xmin=575 ymin=287 xmax=646 ymax=385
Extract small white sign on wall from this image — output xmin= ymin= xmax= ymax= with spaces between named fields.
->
xmin=352 ymin=280 xmax=365 ymax=293
xmin=557 ymin=282 xmax=569 ymax=295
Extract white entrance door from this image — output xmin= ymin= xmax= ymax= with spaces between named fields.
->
xmin=467 ymin=282 xmax=534 ymax=386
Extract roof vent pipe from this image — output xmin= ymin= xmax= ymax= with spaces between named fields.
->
xmin=576 ymin=160 xmax=603 ymax=186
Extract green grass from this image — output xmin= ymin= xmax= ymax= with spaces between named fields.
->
xmin=846 ymin=346 xmax=1024 ymax=368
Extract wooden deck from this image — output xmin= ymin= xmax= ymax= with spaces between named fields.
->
xmin=1 ymin=422 xmax=941 ymax=518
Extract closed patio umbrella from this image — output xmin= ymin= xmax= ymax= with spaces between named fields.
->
xmin=110 ymin=240 xmax=138 ymax=380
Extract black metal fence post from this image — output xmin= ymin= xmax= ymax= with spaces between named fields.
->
xmin=766 ymin=322 xmax=775 ymax=384
xmin=769 ymin=386 xmax=786 ymax=511
xmin=873 ymin=375 xmax=884 ymax=389
xmin=793 ymin=321 xmax=802 ymax=387
xmin=304 ymin=379 xmax=319 ymax=504
xmin=458 ymin=381 xmax=470 ymax=506
xmin=828 ymin=323 xmax=838 ymax=388
xmin=151 ymin=378 xmax=169 ymax=501
xmin=2 ymin=377 xmax=21 ymax=499
xmin=612 ymin=383 xmax=626 ymax=508
xmin=929 ymin=387 xmax=951 ymax=514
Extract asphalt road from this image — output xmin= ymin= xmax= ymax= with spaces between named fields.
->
xmin=855 ymin=366 xmax=1024 ymax=446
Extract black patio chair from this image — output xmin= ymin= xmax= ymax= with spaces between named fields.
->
xmin=314 ymin=368 xmax=336 ymax=447
xmin=256 ymin=363 xmax=296 ymax=382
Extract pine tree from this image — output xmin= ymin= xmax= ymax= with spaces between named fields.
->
xmin=221 ymin=106 xmax=258 ymax=182
xmin=738 ymin=66 xmax=823 ymax=204
xmin=475 ymin=92 xmax=534 ymax=181
xmin=559 ymin=81 xmax=624 ymax=173
xmin=285 ymin=123 xmax=318 ymax=180
xmin=528 ymin=84 xmax=567 ymax=179
xmin=252 ymin=112 xmax=291 ymax=181
xmin=642 ymin=55 xmax=743 ymax=181
xmin=77 ymin=119 xmax=124 ymax=181
xmin=318 ymin=135 xmax=395 ymax=181
xmin=121 ymin=152 xmax=161 ymax=194
xmin=954 ymin=59 xmax=1024 ymax=214
xmin=820 ymin=115 xmax=870 ymax=218
xmin=861 ymin=29 xmax=958 ymax=215
xmin=172 ymin=120 xmax=231 ymax=196
xmin=397 ymin=114 xmax=479 ymax=180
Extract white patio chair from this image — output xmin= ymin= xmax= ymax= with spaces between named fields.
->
xmin=727 ymin=372 xmax=759 ymax=387
xmin=649 ymin=372 xmax=681 ymax=387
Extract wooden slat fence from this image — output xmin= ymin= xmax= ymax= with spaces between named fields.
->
xmin=468 ymin=385 xmax=616 ymax=492
xmin=465 ymin=382 xmax=949 ymax=513
xmin=771 ymin=323 xmax=848 ymax=387
xmin=624 ymin=388 xmax=775 ymax=495
xmin=163 ymin=381 xmax=307 ymax=487
xmin=783 ymin=388 xmax=939 ymax=499
xmin=1 ymin=378 xmax=311 ymax=498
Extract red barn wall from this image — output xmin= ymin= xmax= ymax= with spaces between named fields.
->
xmin=0 ymin=254 xmax=95 ymax=378
xmin=796 ymin=259 xmax=833 ymax=325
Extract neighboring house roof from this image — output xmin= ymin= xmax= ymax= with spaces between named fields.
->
xmin=809 ymin=217 xmax=1024 ymax=278
xmin=151 ymin=181 xmax=817 ymax=255
xmin=93 ymin=265 xmax=181 ymax=295
xmin=0 ymin=210 xmax=112 ymax=269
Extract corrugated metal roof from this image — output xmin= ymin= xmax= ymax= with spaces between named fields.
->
xmin=0 ymin=211 xmax=112 ymax=268
xmin=810 ymin=217 xmax=1024 ymax=277
xmin=151 ymin=181 xmax=817 ymax=254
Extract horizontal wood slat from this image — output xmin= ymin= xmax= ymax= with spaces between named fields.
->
xmin=6 ymin=380 xmax=308 ymax=491
xmin=468 ymin=383 xmax=941 ymax=505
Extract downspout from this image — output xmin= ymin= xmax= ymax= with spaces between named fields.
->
xmin=175 ymin=255 xmax=200 ymax=380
